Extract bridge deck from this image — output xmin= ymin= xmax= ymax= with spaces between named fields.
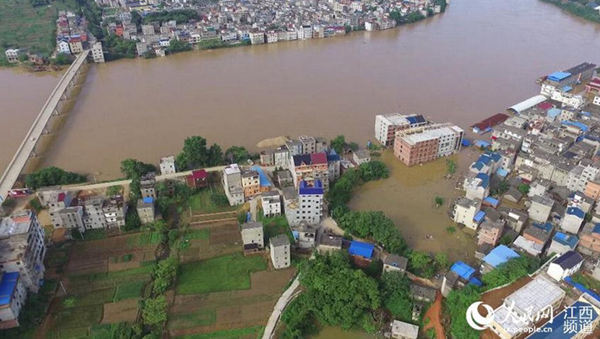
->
xmin=0 ymin=50 xmax=90 ymax=201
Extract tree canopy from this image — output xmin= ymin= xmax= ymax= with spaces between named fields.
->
xmin=481 ymin=256 xmax=540 ymax=290
xmin=224 ymin=146 xmax=251 ymax=164
xmin=120 ymin=158 xmax=156 ymax=179
xmin=25 ymin=167 xmax=87 ymax=189
xmin=379 ymin=272 xmax=413 ymax=322
xmin=444 ymin=286 xmax=481 ymax=339
xmin=175 ymin=136 xmax=223 ymax=170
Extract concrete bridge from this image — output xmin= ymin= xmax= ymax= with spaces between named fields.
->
xmin=0 ymin=50 xmax=90 ymax=202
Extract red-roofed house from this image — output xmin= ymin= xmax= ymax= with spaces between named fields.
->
xmin=586 ymin=77 xmax=600 ymax=95
xmin=537 ymin=102 xmax=553 ymax=111
xmin=186 ymin=169 xmax=208 ymax=189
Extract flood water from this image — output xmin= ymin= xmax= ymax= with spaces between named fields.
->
xmin=1 ymin=0 xmax=599 ymax=179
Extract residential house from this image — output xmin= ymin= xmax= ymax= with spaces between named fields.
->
xmin=327 ymin=149 xmax=341 ymax=181
xmin=283 ymin=187 xmax=300 ymax=227
xmin=453 ymin=198 xmax=482 ymax=231
xmin=390 ymin=320 xmax=419 ymax=339
xmin=547 ymin=250 xmax=583 ymax=281
xmin=528 ymin=195 xmax=554 ymax=223
xmin=463 ymin=173 xmax=490 ymax=200
xmin=137 ymin=197 xmax=155 ymax=224
xmin=159 ymin=156 xmax=176 ymax=175
xmin=394 ymin=124 xmax=463 ymax=166
xmin=186 ymin=169 xmax=208 ymax=189
xmin=547 ymin=232 xmax=578 ymax=256
xmin=241 ymin=221 xmax=264 ymax=252
xmin=296 ymin=222 xmax=316 ymax=249
xmin=480 ymin=245 xmax=519 ymax=274
xmin=442 ymin=261 xmax=479 ymax=297
xmin=296 ymin=180 xmax=324 ymax=226
xmin=241 ymin=170 xmax=261 ymax=199
xmin=383 ymin=254 xmax=408 ymax=275
xmin=273 ymin=146 xmax=290 ymax=169
xmin=578 ymin=222 xmax=600 ymax=258
xmin=501 ymin=208 xmax=528 ymax=233
xmin=270 ymin=234 xmax=290 ymax=269
xmin=291 ymin=152 xmax=329 ymax=191
xmin=0 ymin=272 xmax=27 ymax=329
xmin=560 ymin=206 xmax=585 ymax=234
xmin=477 ymin=220 xmax=504 ymax=247
xmin=352 ymin=150 xmax=371 ymax=165
xmin=348 ymin=241 xmax=374 ymax=262
xmin=522 ymin=222 xmax=553 ymax=248
xmin=102 ymin=196 xmax=127 ymax=229
xmin=68 ymin=37 xmax=83 ymax=54
xmin=410 ymin=283 xmax=437 ymax=304
xmin=54 ymin=206 xmax=84 ymax=232
xmin=261 ymin=191 xmax=281 ymax=217
xmin=374 ymin=113 xmax=427 ymax=147
xmin=4 ymin=49 xmax=20 ymax=63
xmin=139 ymin=173 xmax=156 ymax=199
xmin=82 ymin=196 xmax=107 ymax=230
xmin=503 ymin=187 xmax=522 ymax=203
xmin=91 ymin=41 xmax=104 ymax=63
xmin=0 ymin=211 xmax=46 ymax=292
xmin=223 ymin=164 xmax=244 ymax=206
xmin=317 ymin=234 xmax=342 ymax=254
xmin=275 ymin=170 xmax=293 ymax=187
xmin=298 ymin=136 xmax=316 ymax=154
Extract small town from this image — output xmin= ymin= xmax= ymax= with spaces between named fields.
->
xmin=0 ymin=60 xmax=600 ymax=339
xmin=3 ymin=0 xmax=446 ymax=67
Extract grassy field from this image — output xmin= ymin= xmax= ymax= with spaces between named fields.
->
xmin=177 ymin=253 xmax=267 ymax=294
xmin=189 ymin=187 xmax=239 ymax=214
xmin=259 ymin=215 xmax=294 ymax=243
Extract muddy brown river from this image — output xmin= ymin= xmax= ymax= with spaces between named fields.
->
xmin=1 ymin=0 xmax=599 ymax=179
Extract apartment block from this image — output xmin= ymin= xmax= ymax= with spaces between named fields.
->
xmin=270 ymin=234 xmax=290 ymax=269
xmin=374 ymin=113 xmax=427 ymax=147
xmin=394 ymin=124 xmax=463 ymax=166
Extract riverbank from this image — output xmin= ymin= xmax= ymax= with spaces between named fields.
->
xmin=541 ymin=0 xmax=600 ymax=24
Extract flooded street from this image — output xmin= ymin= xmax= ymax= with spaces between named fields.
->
xmin=349 ymin=150 xmax=479 ymax=263
xmin=0 ymin=0 xmax=599 ymax=179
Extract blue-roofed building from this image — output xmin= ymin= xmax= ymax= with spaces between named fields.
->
xmin=474 ymin=210 xmax=486 ymax=224
xmin=296 ymin=180 xmax=324 ymax=225
xmin=482 ymin=196 xmax=500 ymax=208
xmin=464 ymin=173 xmax=490 ymax=200
xmin=547 ymin=71 xmax=571 ymax=82
xmin=496 ymin=167 xmax=508 ymax=178
xmin=327 ymin=149 xmax=341 ymax=181
xmin=481 ymin=245 xmax=519 ymax=273
xmin=547 ymin=107 xmax=562 ymax=122
xmin=137 ymin=196 xmax=156 ymax=224
xmin=450 ymin=261 xmax=476 ymax=280
xmin=561 ymin=206 xmax=585 ymax=234
xmin=348 ymin=241 xmax=374 ymax=260
xmin=442 ymin=261 xmax=480 ymax=296
xmin=469 ymin=152 xmax=502 ymax=176
xmin=250 ymin=166 xmax=272 ymax=188
xmin=548 ymin=232 xmax=579 ymax=256
xmin=0 ymin=272 xmax=26 ymax=328
xmin=474 ymin=140 xmax=491 ymax=149
xmin=528 ymin=300 xmax=600 ymax=339
xmin=299 ymin=180 xmax=323 ymax=195
xmin=547 ymin=250 xmax=583 ymax=281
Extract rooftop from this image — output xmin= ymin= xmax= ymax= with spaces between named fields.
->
xmin=348 ymin=241 xmax=374 ymax=259
xmin=482 ymin=245 xmax=519 ymax=268
xmin=0 ymin=210 xmax=34 ymax=237
xmin=241 ymin=221 xmax=263 ymax=230
xmin=270 ymin=234 xmax=290 ymax=247
xmin=450 ymin=261 xmax=476 ymax=280
xmin=0 ymin=272 xmax=19 ymax=306
xmin=552 ymin=250 xmax=583 ymax=270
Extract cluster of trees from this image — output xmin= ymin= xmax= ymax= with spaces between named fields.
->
xmin=389 ymin=11 xmax=426 ymax=25
xmin=120 ymin=158 xmax=157 ymax=180
xmin=409 ymin=251 xmax=448 ymax=278
xmin=337 ymin=211 xmax=407 ymax=255
xmin=175 ymin=136 xmax=223 ymax=171
xmin=379 ymin=272 xmax=414 ymax=322
xmin=103 ymin=34 xmax=137 ymax=60
xmin=444 ymin=286 xmax=481 ymax=339
xmin=541 ymin=0 xmax=600 ymax=23
xmin=166 ymin=39 xmax=192 ymax=54
xmin=281 ymin=253 xmax=382 ymax=337
xmin=481 ymin=256 xmax=540 ymax=289
xmin=329 ymin=135 xmax=359 ymax=154
xmin=142 ymin=9 xmax=200 ymax=25
xmin=25 ymin=167 xmax=87 ymax=189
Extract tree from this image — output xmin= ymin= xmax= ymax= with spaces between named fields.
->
xmin=481 ymin=256 xmax=540 ymax=290
xmin=434 ymin=252 xmax=449 ymax=270
xmin=152 ymin=257 xmax=178 ymax=294
xmin=141 ymin=295 xmax=168 ymax=327
xmin=517 ymin=183 xmax=530 ymax=195
xmin=25 ymin=167 xmax=87 ymax=189
xmin=120 ymin=158 xmax=156 ymax=179
xmin=446 ymin=159 xmax=456 ymax=174
xmin=176 ymin=136 xmax=223 ymax=170
xmin=330 ymin=135 xmax=346 ymax=154
xmin=166 ymin=39 xmax=192 ymax=54
xmin=124 ymin=206 xmax=141 ymax=231
xmin=444 ymin=286 xmax=481 ymax=339
xmin=434 ymin=196 xmax=444 ymax=207
xmin=380 ymin=271 xmax=413 ymax=321
xmin=224 ymin=146 xmax=251 ymax=164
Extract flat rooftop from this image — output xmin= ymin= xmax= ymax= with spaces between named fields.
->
xmin=0 ymin=211 xmax=33 ymax=237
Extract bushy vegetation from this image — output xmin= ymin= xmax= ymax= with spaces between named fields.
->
xmin=103 ymin=33 xmax=137 ymax=60
xmin=142 ymin=9 xmax=200 ymax=25
xmin=327 ymin=161 xmax=389 ymax=210
xmin=120 ymin=158 xmax=156 ymax=179
xmin=175 ymin=136 xmax=223 ymax=170
xmin=443 ymin=286 xmax=481 ymax=339
xmin=25 ymin=166 xmax=86 ymax=189
xmin=409 ymin=251 xmax=448 ymax=278
xmin=380 ymin=272 xmax=413 ymax=322
xmin=481 ymin=256 xmax=540 ymax=289
xmin=224 ymin=146 xmax=252 ymax=164
xmin=541 ymin=0 xmax=600 ymax=23
xmin=166 ymin=39 xmax=192 ymax=54
xmin=337 ymin=211 xmax=407 ymax=255
xmin=281 ymin=253 xmax=381 ymax=337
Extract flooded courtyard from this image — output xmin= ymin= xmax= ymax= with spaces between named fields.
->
xmin=349 ymin=149 xmax=480 ymax=263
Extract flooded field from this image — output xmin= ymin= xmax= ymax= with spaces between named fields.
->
xmin=349 ymin=149 xmax=479 ymax=263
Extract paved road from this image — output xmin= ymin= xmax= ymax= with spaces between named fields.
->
xmin=60 ymin=165 xmax=227 ymax=191
xmin=0 ymin=51 xmax=89 ymax=202
xmin=262 ymin=276 xmax=300 ymax=339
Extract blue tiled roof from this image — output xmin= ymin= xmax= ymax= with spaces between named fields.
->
xmin=348 ymin=241 xmax=374 ymax=259
xmin=488 ymin=152 xmax=501 ymax=162
xmin=471 ymin=161 xmax=484 ymax=171
xmin=553 ymin=232 xmax=578 ymax=249
xmin=143 ymin=196 xmax=154 ymax=204
xmin=561 ymin=120 xmax=589 ymax=132
xmin=496 ymin=168 xmax=508 ymax=177
xmin=327 ymin=149 xmax=341 ymax=162
xmin=482 ymin=245 xmax=519 ymax=268
xmin=250 ymin=166 xmax=272 ymax=187
xmin=406 ymin=115 xmax=426 ymax=125
xmin=547 ymin=108 xmax=561 ymax=118
xmin=529 ymin=301 xmax=598 ymax=339
xmin=478 ymin=154 xmax=492 ymax=165
xmin=483 ymin=196 xmax=499 ymax=207
xmin=474 ymin=210 xmax=486 ymax=223
xmin=532 ymin=222 xmax=553 ymax=233
xmin=450 ymin=261 xmax=476 ymax=280
xmin=299 ymin=180 xmax=323 ymax=195
xmin=566 ymin=207 xmax=585 ymax=219
xmin=476 ymin=173 xmax=490 ymax=189
xmin=468 ymin=277 xmax=482 ymax=287
xmin=474 ymin=140 xmax=491 ymax=148
xmin=548 ymin=71 xmax=571 ymax=82
xmin=594 ymin=224 xmax=600 ymax=234
xmin=0 ymin=272 xmax=19 ymax=306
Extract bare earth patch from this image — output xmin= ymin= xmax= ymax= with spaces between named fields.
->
xmin=102 ymin=298 xmax=140 ymax=324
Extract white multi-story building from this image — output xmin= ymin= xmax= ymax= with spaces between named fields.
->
xmin=159 ymin=155 xmax=176 ymax=175
xmin=297 ymin=25 xmax=312 ymax=39
xmin=270 ymin=234 xmax=290 ymax=269
xmin=223 ymin=164 xmax=244 ymax=206
xmin=261 ymin=191 xmax=281 ymax=217
xmin=103 ymin=196 xmax=128 ymax=229
xmin=374 ymin=113 xmax=427 ymax=147
xmin=266 ymin=31 xmax=278 ymax=43
xmin=55 ymin=206 xmax=85 ymax=231
xmin=82 ymin=196 xmax=107 ymax=230
xmin=4 ymin=49 xmax=19 ymax=63
xmin=453 ymin=198 xmax=481 ymax=231
xmin=57 ymin=40 xmax=71 ymax=54
xmin=297 ymin=180 xmax=324 ymax=225
xmin=91 ymin=41 xmax=105 ymax=63
xmin=249 ymin=32 xmax=265 ymax=44
xmin=0 ymin=210 xmax=46 ymax=293
xmin=566 ymin=161 xmax=600 ymax=193
xmin=241 ymin=221 xmax=264 ymax=250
